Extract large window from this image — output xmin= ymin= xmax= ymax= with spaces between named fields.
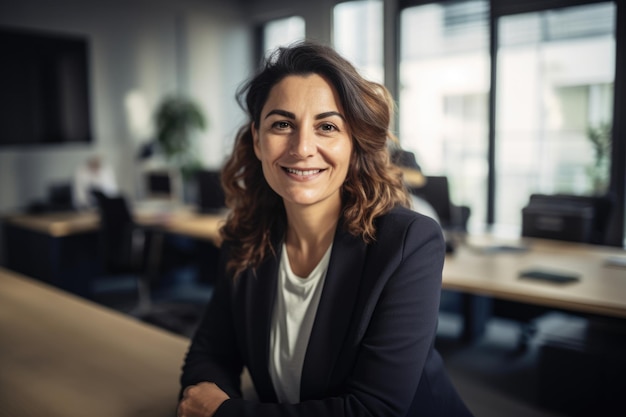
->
xmin=333 ymin=0 xmax=384 ymax=83
xmin=399 ymin=0 xmax=619 ymax=239
xmin=399 ymin=1 xmax=490 ymax=232
xmin=262 ymin=16 xmax=306 ymax=59
xmin=494 ymin=2 xmax=616 ymax=233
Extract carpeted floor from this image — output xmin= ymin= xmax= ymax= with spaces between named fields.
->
xmin=436 ymin=312 xmax=572 ymax=417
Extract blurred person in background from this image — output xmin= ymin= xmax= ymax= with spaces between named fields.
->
xmin=72 ymin=154 xmax=118 ymax=209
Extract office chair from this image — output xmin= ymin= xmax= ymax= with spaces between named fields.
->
xmin=93 ymin=193 xmax=211 ymax=334
xmin=409 ymin=176 xmax=471 ymax=234
xmin=195 ymin=169 xmax=227 ymax=213
xmin=91 ymin=193 xmax=152 ymax=309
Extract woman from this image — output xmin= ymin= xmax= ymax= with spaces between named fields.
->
xmin=178 ymin=41 xmax=473 ymax=417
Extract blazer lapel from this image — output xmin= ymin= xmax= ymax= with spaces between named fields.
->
xmin=300 ymin=227 xmax=367 ymax=400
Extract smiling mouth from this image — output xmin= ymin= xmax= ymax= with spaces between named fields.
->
xmin=283 ymin=167 xmax=324 ymax=176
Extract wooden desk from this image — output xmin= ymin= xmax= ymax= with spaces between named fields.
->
xmin=2 ymin=204 xmax=226 ymax=245
xmin=3 ymin=210 xmax=101 ymax=237
xmin=1 ymin=206 xmax=226 ymax=295
xmin=0 ymin=266 xmax=189 ymax=417
xmin=442 ymin=236 xmax=626 ymax=319
xmin=139 ymin=208 xmax=226 ymax=247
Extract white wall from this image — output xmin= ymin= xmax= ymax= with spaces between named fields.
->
xmin=0 ymin=0 xmax=252 ymax=212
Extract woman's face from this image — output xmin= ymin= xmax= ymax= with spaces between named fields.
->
xmin=252 ymin=74 xmax=353 ymax=212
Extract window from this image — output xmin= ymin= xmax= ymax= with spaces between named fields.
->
xmin=398 ymin=0 xmax=620 ymax=241
xmin=333 ymin=0 xmax=384 ymax=83
xmin=494 ymin=2 xmax=616 ymax=234
xmin=262 ymin=16 xmax=306 ymax=59
xmin=399 ymin=0 xmax=490 ymax=232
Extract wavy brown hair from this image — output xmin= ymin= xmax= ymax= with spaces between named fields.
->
xmin=220 ymin=41 xmax=410 ymax=278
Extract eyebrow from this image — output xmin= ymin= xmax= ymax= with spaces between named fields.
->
xmin=264 ymin=109 xmax=346 ymax=121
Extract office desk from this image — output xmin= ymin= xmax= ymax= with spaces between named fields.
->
xmin=442 ymin=236 xmax=626 ymax=341
xmin=3 ymin=205 xmax=225 ymax=244
xmin=443 ymin=236 xmax=626 ymax=318
xmin=1 ymin=206 xmax=226 ymax=295
xmin=0 ymin=266 xmax=188 ymax=417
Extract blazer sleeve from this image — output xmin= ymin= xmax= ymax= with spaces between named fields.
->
xmin=180 ymin=242 xmax=245 ymax=399
xmin=213 ymin=213 xmax=451 ymax=416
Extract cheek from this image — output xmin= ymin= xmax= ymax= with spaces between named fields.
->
xmin=336 ymin=142 xmax=354 ymax=169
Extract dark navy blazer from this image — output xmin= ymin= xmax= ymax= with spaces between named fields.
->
xmin=181 ymin=206 xmax=473 ymax=416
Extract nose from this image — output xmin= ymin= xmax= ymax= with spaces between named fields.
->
xmin=289 ymin=127 xmax=316 ymax=158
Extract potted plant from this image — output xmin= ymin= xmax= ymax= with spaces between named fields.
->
xmin=586 ymin=122 xmax=611 ymax=195
xmin=150 ymin=95 xmax=207 ymax=202
xmin=154 ymin=95 xmax=207 ymax=181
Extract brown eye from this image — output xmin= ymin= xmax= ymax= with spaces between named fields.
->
xmin=272 ymin=121 xmax=291 ymax=130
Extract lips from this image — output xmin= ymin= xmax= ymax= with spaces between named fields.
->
xmin=283 ymin=167 xmax=324 ymax=176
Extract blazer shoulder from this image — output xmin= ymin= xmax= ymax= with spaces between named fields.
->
xmin=365 ymin=206 xmax=446 ymax=273
xmin=375 ymin=205 xmax=443 ymax=242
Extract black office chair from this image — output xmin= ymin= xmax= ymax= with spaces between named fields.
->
xmin=91 ymin=193 xmax=151 ymax=309
xmin=195 ymin=169 xmax=227 ymax=213
xmin=93 ymin=193 xmax=212 ymax=335
xmin=409 ymin=176 xmax=471 ymax=234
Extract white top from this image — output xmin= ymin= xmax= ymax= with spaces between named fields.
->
xmin=72 ymin=159 xmax=118 ymax=209
xmin=268 ymin=242 xmax=332 ymax=403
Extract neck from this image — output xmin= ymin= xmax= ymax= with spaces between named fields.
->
xmin=286 ymin=204 xmax=339 ymax=248
xmin=283 ymin=201 xmax=341 ymax=277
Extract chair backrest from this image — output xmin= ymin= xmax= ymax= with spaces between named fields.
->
xmin=196 ymin=169 xmax=226 ymax=213
xmin=521 ymin=193 xmax=613 ymax=244
xmin=410 ymin=176 xmax=453 ymax=226
xmin=95 ymin=194 xmax=136 ymax=273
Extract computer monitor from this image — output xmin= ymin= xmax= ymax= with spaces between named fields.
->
xmin=144 ymin=170 xmax=175 ymax=200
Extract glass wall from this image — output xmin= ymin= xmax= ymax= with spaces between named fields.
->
xmin=333 ymin=0 xmax=384 ymax=83
xmin=494 ymin=2 xmax=616 ymax=233
xmin=399 ymin=0 xmax=490 ymax=232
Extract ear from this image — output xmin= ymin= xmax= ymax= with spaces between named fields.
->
xmin=251 ymin=122 xmax=261 ymax=160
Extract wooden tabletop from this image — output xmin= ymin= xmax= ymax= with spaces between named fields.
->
xmin=3 ymin=204 xmax=226 ymax=245
xmin=443 ymin=236 xmax=626 ymax=319
xmin=0 ymin=266 xmax=189 ymax=417
xmin=3 ymin=210 xmax=100 ymax=237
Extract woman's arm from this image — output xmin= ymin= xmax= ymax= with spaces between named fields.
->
xmin=180 ymin=244 xmax=245 ymax=399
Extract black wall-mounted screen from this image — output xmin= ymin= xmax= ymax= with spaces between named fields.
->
xmin=0 ymin=26 xmax=92 ymax=146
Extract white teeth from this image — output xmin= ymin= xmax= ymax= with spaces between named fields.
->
xmin=286 ymin=168 xmax=321 ymax=176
